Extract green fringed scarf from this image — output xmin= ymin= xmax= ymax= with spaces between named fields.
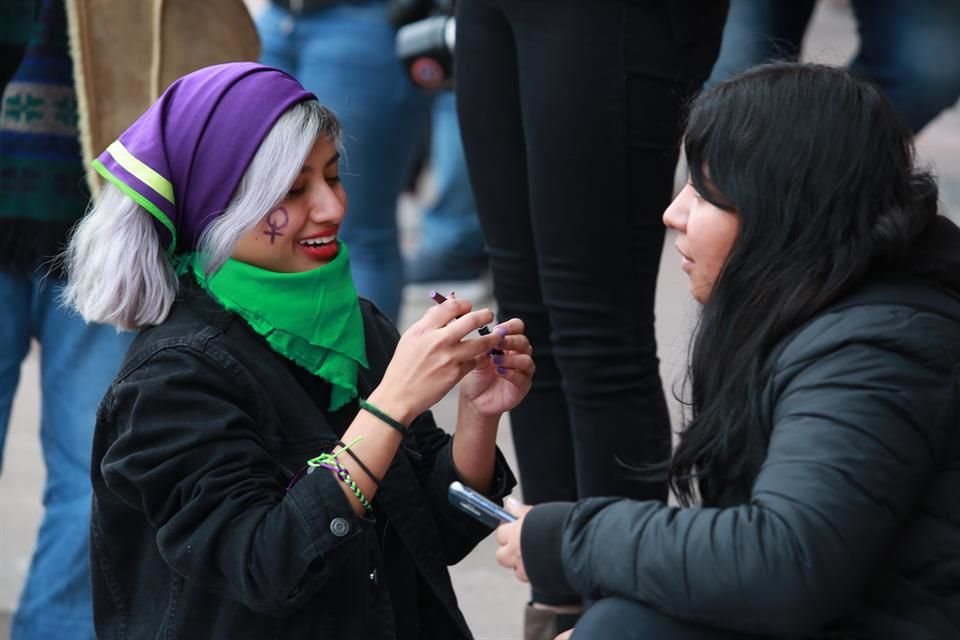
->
xmin=191 ymin=245 xmax=368 ymax=410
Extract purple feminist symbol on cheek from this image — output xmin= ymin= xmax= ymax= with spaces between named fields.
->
xmin=263 ymin=207 xmax=289 ymax=243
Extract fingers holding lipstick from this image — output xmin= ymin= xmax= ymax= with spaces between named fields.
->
xmin=422 ymin=295 xmax=474 ymax=329
xmin=487 ymin=319 xmax=534 ymax=381
xmin=459 ymin=317 xmax=535 ymax=415
xmin=445 ymin=308 xmax=497 ymax=343
xmin=423 ymin=293 xmax=535 ymax=384
xmin=490 ymin=351 xmax=535 ymax=382
xmin=491 ymin=319 xmax=532 ymax=354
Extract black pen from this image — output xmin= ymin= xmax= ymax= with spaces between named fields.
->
xmin=430 ymin=291 xmax=503 ymax=355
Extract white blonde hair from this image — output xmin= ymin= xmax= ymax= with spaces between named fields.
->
xmin=62 ymin=100 xmax=339 ymax=330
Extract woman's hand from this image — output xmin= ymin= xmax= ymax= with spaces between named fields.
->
xmin=371 ymin=297 xmax=504 ymax=424
xmin=497 ymin=500 xmax=580 ymax=640
xmin=495 ymin=497 xmax=533 ymax=583
xmin=459 ymin=317 xmax=534 ymax=417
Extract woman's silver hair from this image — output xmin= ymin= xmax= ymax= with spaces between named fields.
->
xmin=63 ymin=100 xmax=339 ymax=331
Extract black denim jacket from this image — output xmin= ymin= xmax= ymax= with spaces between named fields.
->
xmin=90 ymin=282 xmax=514 ymax=639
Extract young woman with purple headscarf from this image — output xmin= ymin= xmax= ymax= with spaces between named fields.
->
xmin=63 ymin=62 xmax=532 ymax=639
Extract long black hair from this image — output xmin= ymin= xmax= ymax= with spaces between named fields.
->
xmin=670 ymin=63 xmax=940 ymax=506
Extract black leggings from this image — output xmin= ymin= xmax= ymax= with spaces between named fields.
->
xmin=573 ymin=598 xmax=750 ymax=639
xmin=455 ymin=1 xmax=726 ymax=508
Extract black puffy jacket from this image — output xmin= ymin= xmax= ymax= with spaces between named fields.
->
xmin=524 ymin=218 xmax=960 ymax=638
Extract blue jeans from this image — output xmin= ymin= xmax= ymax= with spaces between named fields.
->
xmin=417 ymin=91 xmax=484 ymax=259
xmin=258 ymin=1 xmax=482 ymax=320
xmin=1 ymin=270 xmax=132 ymax=640
xmin=708 ymin=0 xmax=960 ymax=133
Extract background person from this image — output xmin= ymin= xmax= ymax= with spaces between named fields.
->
xmin=454 ymin=2 xmax=728 ymax=635
xmin=709 ymin=0 xmax=960 ymax=133
xmin=0 ymin=2 xmax=133 ymax=637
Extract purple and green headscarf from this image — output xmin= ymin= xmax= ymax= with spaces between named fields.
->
xmin=92 ymin=62 xmax=315 ymax=253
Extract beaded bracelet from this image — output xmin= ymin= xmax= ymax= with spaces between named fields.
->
xmin=359 ymin=398 xmax=407 ymax=434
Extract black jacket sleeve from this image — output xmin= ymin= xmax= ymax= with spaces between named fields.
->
xmin=101 ymin=342 xmax=368 ymax=616
xmin=527 ymin=306 xmax=959 ymax=635
xmin=360 ymin=300 xmax=517 ymax=564
xmin=522 ymin=501 xmax=580 ymax=603
xmin=421 ymin=432 xmax=515 ymax=564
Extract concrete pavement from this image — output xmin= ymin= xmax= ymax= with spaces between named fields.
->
xmin=2 ymin=2 xmax=959 ymax=637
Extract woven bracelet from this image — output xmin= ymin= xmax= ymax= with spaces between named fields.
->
xmin=332 ymin=459 xmax=373 ymax=512
xmin=307 ymin=437 xmax=374 ymax=511
xmin=359 ymin=398 xmax=407 ymax=434
xmin=311 ymin=458 xmax=373 ymax=513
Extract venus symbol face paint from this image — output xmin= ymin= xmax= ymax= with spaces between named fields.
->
xmin=263 ymin=207 xmax=289 ymax=244
xmin=232 ymin=137 xmax=347 ymax=273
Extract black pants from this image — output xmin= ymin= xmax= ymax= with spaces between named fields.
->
xmin=455 ymin=1 xmax=726 ymax=512
xmin=574 ymin=598 xmax=749 ymax=639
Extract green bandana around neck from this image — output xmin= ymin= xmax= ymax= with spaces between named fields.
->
xmin=191 ymin=244 xmax=368 ymax=410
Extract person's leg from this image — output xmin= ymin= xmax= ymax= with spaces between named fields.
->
xmin=256 ymin=2 xmax=299 ymax=73
xmin=406 ymin=90 xmax=488 ymax=282
xmin=258 ymin=2 xmax=430 ymax=321
xmin=573 ymin=597 xmax=749 ymax=640
xmin=0 ymin=270 xmax=31 ymax=472
xmin=10 ymin=275 xmax=132 ymax=640
xmin=849 ymin=0 xmax=960 ymax=134
xmin=707 ymin=0 xmax=815 ymax=85
xmin=455 ymin=0 xmax=578 ymax=510
xmin=457 ymin=6 xmax=581 ymax=625
xmin=502 ymin=1 xmax=724 ymax=501
xmin=0 ymin=271 xmax=31 ymax=636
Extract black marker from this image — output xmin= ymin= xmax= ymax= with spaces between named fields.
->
xmin=430 ymin=291 xmax=503 ymax=355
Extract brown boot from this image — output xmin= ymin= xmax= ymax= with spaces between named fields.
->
xmin=524 ymin=604 xmax=580 ymax=640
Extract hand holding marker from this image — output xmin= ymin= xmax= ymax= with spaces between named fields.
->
xmin=430 ymin=291 xmax=503 ymax=355
xmin=434 ymin=292 xmax=522 ymax=526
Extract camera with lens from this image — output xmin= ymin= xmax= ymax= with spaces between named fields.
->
xmin=390 ymin=0 xmax=455 ymax=90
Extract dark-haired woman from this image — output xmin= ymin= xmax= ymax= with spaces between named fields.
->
xmin=493 ymin=62 xmax=960 ymax=639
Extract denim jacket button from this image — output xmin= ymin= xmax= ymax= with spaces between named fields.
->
xmin=330 ymin=517 xmax=350 ymax=537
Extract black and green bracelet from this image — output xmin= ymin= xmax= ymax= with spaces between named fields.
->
xmin=307 ymin=439 xmax=374 ymax=511
xmin=333 ymin=461 xmax=373 ymax=512
xmin=359 ymin=398 xmax=407 ymax=434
